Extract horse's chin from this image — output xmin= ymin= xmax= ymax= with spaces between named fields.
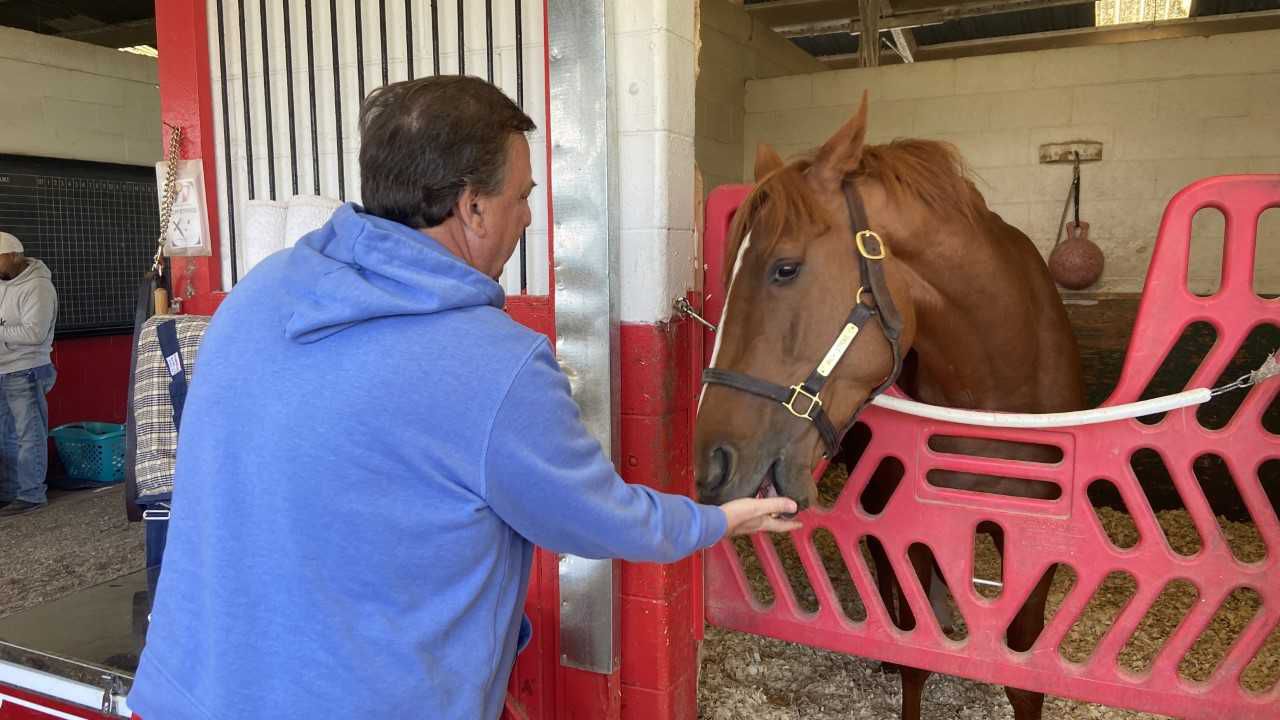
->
xmin=759 ymin=460 xmax=815 ymax=516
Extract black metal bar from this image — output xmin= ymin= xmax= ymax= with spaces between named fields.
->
xmin=259 ymin=0 xmax=276 ymax=199
xmin=515 ymin=0 xmax=526 ymax=292
xmin=457 ymin=0 xmax=465 ymax=74
xmin=484 ymin=0 xmax=493 ymax=83
xmin=305 ymin=0 xmax=320 ymax=194
xmin=406 ymin=0 xmax=415 ymax=79
xmin=216 ymin=0 xmax=238 ymax=283
xmin=355 ymin=0 xmax=366 ymax=103
xmin=379 ymin=0 xmax=389 ymax=86
xmin=431 ymin=0 xmax=440 ymax=74
xmin=237 ymin=0 xmax=255 ymax=201
xmin=515 ymin=0 xmax=524 ymax=106
xmin=331 ymin=0 xmax=346 ymax=200
xmin=283 ymin=0 xmax=299 ymax=193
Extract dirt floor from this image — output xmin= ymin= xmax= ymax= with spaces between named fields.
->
xmin=698 ymin=505 xmax=1278 ymax=719
xmin=0 ymin=484 xmax=145 ymax=619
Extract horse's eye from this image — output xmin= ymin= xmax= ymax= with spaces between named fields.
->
xmin=771 ymin=261 xmax=801 ymax=284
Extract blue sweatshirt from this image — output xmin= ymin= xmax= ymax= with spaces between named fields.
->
xmin=128 ymin=204 xmax=726 ymax=720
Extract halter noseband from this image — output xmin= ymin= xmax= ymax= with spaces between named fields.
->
xmin=700 ymin=183 xmax=906 ymax=458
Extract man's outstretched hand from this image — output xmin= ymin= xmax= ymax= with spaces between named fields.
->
xmin=720 ymin=497 xmax=803 ymax=536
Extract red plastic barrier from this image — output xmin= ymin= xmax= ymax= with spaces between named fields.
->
xmin=700 ymin=175 xmax=1280 ymax=719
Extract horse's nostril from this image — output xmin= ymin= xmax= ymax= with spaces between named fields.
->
xmin=705 ymin=445 xmax=734 ymax=492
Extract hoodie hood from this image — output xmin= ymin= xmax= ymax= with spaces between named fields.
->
xmin=283 ymin=204 xmax=505 ymax=343
xmin=1 ymin=258 xmax=51 ymax=286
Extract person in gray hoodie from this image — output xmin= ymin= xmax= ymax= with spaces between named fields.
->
xmin=0 ymin=231 xmax=57 ymax=517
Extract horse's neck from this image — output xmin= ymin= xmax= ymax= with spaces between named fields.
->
xmin=894 ymin=216 xmax=1078 ymax=413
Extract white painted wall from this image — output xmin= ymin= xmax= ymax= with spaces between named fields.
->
xmin=205 ymin=0 xmax=548 ymax=294
xmin=740 ymin=30 xmax=1280 ymax=294
xmin=0 ymin=25 xmax=161 ymax=167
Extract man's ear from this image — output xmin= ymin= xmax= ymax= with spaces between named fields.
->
xmin=455 ymin=187 xmax=484 ymax=236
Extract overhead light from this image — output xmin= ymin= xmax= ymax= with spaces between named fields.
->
xmin=118 ymin=45 xmax=158 ymax=57
xmin=1095 ymin=0 xmax=1190 ymax=26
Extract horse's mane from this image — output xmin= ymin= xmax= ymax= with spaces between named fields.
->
xmin=724 ymin=139 xmax=984 ymax=285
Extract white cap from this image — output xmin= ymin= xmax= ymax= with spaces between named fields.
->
xmin=0 ymin=232 xmax=22 ymax=255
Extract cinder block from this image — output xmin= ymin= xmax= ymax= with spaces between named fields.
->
xmin=1113 ymin=119 xmax=1202 ymax=160
xmin=1078 ymin=160 xmax=1158 ymax=203
xmin=745 ymin=75 xmax=813 ymax=113
xmin=45 ymin=97 xmax=127 ymax=136
xmin=811 ymin=68 xmax=882 ymax=107
xmin=880 ymin=60 xmax=956 ymax=101
xmin=1152 ymin=158 xmax=1241 ymax=202
xmin=913 ymin=95 xmax=990 ymax=136
xmin=0 ymin=60 xmax=63 ymax=99
xmin=987 ymin=89 xmax=1072 ymax=131
xmin=866 ymin=100 xmax=915 ymax=141
xmin=1115 ymin=36 xmax=1208 ymax=82
xmin=1071 ymin=83 xmax=1157 ymax=125
xmin=936 ymin=129 xmax=1027 ymax=169
xmin=956 ymin=52 xmax=1035 ymax=94
xmin=1246 ymin=156 xmax=1280 ymax=173
xmin=1155 ymin=76 xmax=1251 ymax=119
xmin=1201 ymin=29 xmax=1280 ymax=75
xmin=1032 ymin=45 xmax=1122 ymax=89
xmin=1205 ymin=116 xmax=1280 ymax=157
xmin=1247 ymin=74 xmax=1280 ymax=118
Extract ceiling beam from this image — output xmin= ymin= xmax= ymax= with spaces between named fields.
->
xmin=818 ymin=8 xmax=1280 ymax=67
xmin=882 ymin=0 xmax=917 ymax=64
xmin=773 ymin=0 xmax=1091 ymax=37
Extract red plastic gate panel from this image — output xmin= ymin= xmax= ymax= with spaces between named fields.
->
xmin=699 ymin=175 xmax=1280 ymax=720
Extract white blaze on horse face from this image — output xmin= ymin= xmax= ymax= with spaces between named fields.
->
xmin=699 ymin=232 xmax=753 ymax=412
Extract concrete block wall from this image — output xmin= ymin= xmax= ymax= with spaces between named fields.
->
xmin=615 ymin=0 xmax=700 ymax=324
xmin=740 ymin=29 xmax=1280 ymax=295
xmin=0 ymin=25 xmax=161 ymax=167
xmin=695 ymin=0 xmax=824 ymax=194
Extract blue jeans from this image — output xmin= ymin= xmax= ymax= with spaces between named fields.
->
xmin=0 ymin=363 xmax=56 ymax=504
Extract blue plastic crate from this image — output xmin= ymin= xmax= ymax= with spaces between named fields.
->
xmin=50 ymin=422 xmax=125 ymax=485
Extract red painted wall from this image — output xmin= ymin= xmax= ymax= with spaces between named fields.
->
xmin=48 ymin=335 xmax=131 ymax=429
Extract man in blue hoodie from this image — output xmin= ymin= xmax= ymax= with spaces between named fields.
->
xmin=128 ymin=76 xmax=798 ymax=719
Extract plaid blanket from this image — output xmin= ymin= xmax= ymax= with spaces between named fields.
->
xmin=132 ymin=314 xmax=209 ymax=502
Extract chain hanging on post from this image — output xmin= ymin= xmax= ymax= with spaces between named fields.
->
xmin=152 ymin=124 xmax=184 ymax=315
xmin=155 ymin=124 xmax=184 ymax=275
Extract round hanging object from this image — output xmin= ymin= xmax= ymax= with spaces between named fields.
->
xmin=1049 ymin=220 xmax=1104 ymax=290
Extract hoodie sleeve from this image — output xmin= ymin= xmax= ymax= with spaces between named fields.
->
xmin=483 ymin=340 xmax=726 ymax=563
xmin=0 ymin=278 xmax=55 ymax=346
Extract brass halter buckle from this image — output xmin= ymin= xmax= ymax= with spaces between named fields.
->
xmin=856 ymin=230 xmax=887 ymax=260
xmin=784 ymin=385 xmax=822 ymax=420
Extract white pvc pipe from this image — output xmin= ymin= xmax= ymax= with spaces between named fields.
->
xmin=870 ymin=388 xmax=1212 ymax=429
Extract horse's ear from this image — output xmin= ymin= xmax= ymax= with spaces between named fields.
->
xmin=815 ymin=90 xmax=869 ymax=187
xmin=754 ymin=143 xmax=783 ymax=181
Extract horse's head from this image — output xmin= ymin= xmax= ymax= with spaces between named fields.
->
xmin=695 ymin=94 xmax=917 ymax=512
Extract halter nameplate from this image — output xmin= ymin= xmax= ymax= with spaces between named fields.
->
xmin=817 ymin=323 xmax=860 ymax=377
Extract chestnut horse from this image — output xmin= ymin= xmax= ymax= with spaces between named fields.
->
xmin=694 ymin=94 xmax=1085 ymax=720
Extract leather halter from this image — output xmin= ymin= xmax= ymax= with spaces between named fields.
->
xmin=700 ymin=182 xmax=906 ymax=458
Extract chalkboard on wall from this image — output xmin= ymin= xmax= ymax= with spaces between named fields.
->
xmin=0 ymin=154 xmax=160 ymax=337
